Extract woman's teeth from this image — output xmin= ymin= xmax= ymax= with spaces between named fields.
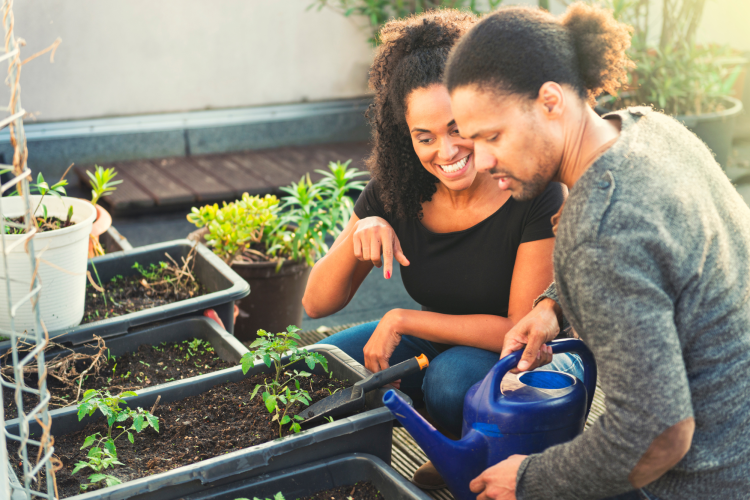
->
xmin=438 ymin=156 xmax=468 ymax=174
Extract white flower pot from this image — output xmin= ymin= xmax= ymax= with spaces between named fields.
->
xmin=0 ymin=195 xmax=96 ymax=333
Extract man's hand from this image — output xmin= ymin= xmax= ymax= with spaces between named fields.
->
xmin=470 ymin=454 xmax=527 ymax=500
xmin=363 ymin=309 xmax=404 ymax=387
xmin=501 ymin=298 xmax=561 ymax=373
xmin=352 ymin=216 xmax=410 ymax=279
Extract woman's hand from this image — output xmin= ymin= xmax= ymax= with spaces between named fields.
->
xmin=363 ymin=310 xmax=404 ymax=388
xmin=353 ymin=216 xmax=410 ymax=279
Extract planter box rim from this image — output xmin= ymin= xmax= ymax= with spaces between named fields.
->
xmin=187 ymin=453 xmax=432 ymax=500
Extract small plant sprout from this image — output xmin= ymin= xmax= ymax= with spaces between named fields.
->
xmin=240 ymin=326 xmax=328 ymax=437
xmin=88 ymin=165 xmax=122 ymax=206
xmin=235 ymin=493 xmax=285 ymax=500
xmin=74 ymin=389 xmax=159 ymax=491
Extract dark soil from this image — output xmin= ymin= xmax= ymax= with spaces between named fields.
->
xmin=5 ymin=215 xmax=74 ymax=234
xmin=300 ymin=482 xmax=384 ymax=500
xmin=2 ymin=338 xmax=233 ymax=422
xmin=9 ymin=372 xmax=349 ymax=499
xmin=82 ymin=269 xmax=206 ymax=324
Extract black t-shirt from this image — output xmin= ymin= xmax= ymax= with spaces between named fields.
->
xmin=353 ymin=180 xmax=564 ymax=318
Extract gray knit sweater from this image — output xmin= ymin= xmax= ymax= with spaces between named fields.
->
xmin=516 ymin=108 xmax=750 ymax=500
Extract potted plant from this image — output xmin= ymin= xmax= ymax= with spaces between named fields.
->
xmin=1 ymin=171 xmax=97 ymax=333
xmin=86 ymin=165 xmax=122 ymax=258
xmin=591 ymin=0 xmax=745 ymax=167
xmin=187 ymin=160 xmax=367 ymax=342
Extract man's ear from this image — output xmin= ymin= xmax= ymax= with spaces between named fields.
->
xmin=537 ymin=82 xmax=565 ymax=118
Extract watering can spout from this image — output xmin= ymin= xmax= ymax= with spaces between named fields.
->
xmin=383 ymin=390 xmax=486 ymax=499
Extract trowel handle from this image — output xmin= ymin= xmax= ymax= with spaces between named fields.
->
xmin=491 ymin=339 xmax=598 ymax=418
xmin=355 ymin=354 xmax=429 ymax=394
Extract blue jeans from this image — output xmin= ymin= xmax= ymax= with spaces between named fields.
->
xmin=316 ymin=320 xmax=585 ymax=436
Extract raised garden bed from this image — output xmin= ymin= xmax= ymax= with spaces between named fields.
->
xmin=185 ymin=454 xmax=430 ymax=500
xmin=2 ymin=317 xmax=248 ymax=422
xmin=0 ymin=239 xmax=250 ymax=352
xmin=5 ymin=345 xmax=409 ymax=500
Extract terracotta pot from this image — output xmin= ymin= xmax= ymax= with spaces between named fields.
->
xmin=88 ymin=203 xmax=112 ymax=258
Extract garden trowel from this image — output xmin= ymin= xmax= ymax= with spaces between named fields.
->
xmin=301 ymin=354 xmax=429 ymax=426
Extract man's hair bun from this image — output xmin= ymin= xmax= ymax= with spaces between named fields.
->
xmin=562 ymin=2 xmax=633 ymax=100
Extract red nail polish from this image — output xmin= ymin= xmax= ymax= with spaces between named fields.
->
xmin=385 ymin=271 xmax=391 ymax=279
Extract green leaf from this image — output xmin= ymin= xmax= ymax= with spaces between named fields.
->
xmin=250 ymin=383 xmax=262 ymax=400
xmin=81 ymin=434 xmax=97 ymax=450
xmin=240 ymin=353 xmax=255 ymax=375
xmin=288 ymin=332 xmax=301 ymax=340
xmin=116 ymin=411 xmax=130 ymax=422
xmin=263 ymin=353 xmax=272 ymax=368
xmin=121 ymin=391 xmax=138 ymax=398
xmin=265 ymin=395 xmax=276 ymax=413
xmin=104 ymin=439 xmax=117 ymax=456
xmin=127 ymin=432 xmax=134 ymax=444
xmin=293 ymin=415 xmax=305 ymax=421
xmin=305 ymin=357 xmax=316 ymax=370
xmin=146 ymin=413 xmax=159 ymax=432
xmin=72 ymin=462 xmax=90 ymax=474
xmin=291 ymin=423 xmax=301 ymax=433
xmin=280 ymin=415 xmax=291 ymax=425
xmin=78 ymin=404 xmax=90 ymax=421
xmin=248 ymin=338 xmax=265 ymax=348
xmin=274 ymin=492 xmax=286 ymax=500
xmin=133 ymin=415 xmax=144 ymax=432
xmin=89 ymin=473 xmax=108 ymax=483
xmin=105 ymin=476 xmax=122 ymax=487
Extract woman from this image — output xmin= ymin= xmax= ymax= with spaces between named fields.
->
xmin=301 ymin=10 xmax=583 ymax=489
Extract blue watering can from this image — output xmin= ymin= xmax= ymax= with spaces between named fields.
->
xmin=383 ymin=339 xmax=597 ymax=500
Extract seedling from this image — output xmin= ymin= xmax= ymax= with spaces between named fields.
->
xmin=74 ymin=389 xmax=159 ymax=491
xmin=235 ymin=493 xmax=285 ymax=500
xmin=88 ymin=165 xmax=122 ymax=206
xmin=240 ymin=326 xmax=328 ymax=437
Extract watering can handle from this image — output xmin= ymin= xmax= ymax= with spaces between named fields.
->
xmin=490 ymin=339 xmax=598 ymax=418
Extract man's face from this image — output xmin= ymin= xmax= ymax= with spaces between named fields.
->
xmin=451 ymin=85 xmax=562 ymax=201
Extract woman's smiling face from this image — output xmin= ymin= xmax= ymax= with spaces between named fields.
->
xmin=405 ymin=84 xmax=476 ymax=192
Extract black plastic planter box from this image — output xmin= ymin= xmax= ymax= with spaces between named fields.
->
xmin=182 ymin=453 xmax=431 ymax=500
xmin=0 ymin=239 xmax=249 ymax=351
xmin=2 ymin=317 xmax=249 ymax=421
xmin=5 ymin=345 xmax=411 ymax=500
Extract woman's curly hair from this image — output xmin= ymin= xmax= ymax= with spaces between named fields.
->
xmin=365 ymin=10 xmax=478 ymax=220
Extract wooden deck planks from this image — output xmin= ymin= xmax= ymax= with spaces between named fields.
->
xmin=189 ymin=155 xmax=270 ymax=197
xmin=124 ymin=160 xmax=196 ymax=206
xmin=75 ymin=141 xmax=371 ymax=215
xmin=151 ymin=157 xmax=232 ymax=204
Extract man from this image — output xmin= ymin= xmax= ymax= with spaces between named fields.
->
xmin=444 ymin=3 xmax=750 ymax=500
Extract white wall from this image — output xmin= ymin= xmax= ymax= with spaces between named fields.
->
xmin=6 ymin=0 xmax=748 ymax=123
xmin=9 ymin=0 xmax=375 ymax=122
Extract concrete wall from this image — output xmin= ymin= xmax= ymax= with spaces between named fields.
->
xmin=9 ymin=0 xmax=747 ymax=124
xmin=8 ymin=0 xmax=375 ymax=123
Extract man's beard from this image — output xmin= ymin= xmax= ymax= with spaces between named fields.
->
xmin=510 ymin=170 xmax=552 ymax=201
xmin=509 ymin=134 xmax=558 ymax=201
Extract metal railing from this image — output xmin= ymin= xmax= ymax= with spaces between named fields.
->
xmin=0 ymin=0 xmax=59 ymax=497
